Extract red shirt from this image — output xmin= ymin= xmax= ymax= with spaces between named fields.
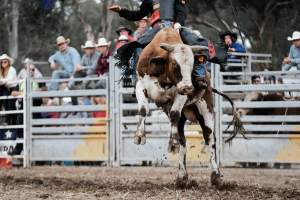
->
xmin=96 ymin=51 xmax=111 ymax=75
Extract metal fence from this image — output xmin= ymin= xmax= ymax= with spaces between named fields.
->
xmin=213 ymin=64 xmax=300 ymax=165
xmin=1 ymin=53 xmax=300 ymax=168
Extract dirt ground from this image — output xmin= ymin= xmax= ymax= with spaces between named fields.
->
xmin=0 ymin=166 xmax=299 ymax=200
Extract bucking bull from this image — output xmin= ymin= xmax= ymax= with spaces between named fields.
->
xmin=132 ymin=28 xmax=245 ymax=186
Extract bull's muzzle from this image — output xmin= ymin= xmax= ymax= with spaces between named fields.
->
xmin=177 ymin=81 xmax=194 ymax=95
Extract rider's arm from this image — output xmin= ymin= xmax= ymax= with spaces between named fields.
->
xmin=119 ymin=0 xmax=153 ymax=21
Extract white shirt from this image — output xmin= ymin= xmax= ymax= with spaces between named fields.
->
xmin=0 ymin=66 xmax=18 ymax=88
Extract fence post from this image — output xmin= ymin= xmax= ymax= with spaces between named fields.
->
xmin=24 ymin=76 xmax=31 ymax=167
xmin=213 ymin=64 xmax=221 ymax=167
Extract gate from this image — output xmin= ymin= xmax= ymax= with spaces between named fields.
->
xmin=28 ymin=76 xmax=111 ymax=165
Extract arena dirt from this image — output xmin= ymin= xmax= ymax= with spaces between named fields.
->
xmin=0 ymin=166 xmax=299 ymax=200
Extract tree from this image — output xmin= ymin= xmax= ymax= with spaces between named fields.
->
xmin=3 ymin=0 xmax=21 ymax=60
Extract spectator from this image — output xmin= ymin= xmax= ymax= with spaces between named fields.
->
xmin=264 ymin=75 xmax=276 ymax=84
xmin=48 ymin=36 xmax=82 ymax=91
xmin=134 ymin=17 xmax=149 ymax=40
xmin=282 ymin=31 xmax=300 ymax=71
xmin=96 ymin=37 xmax=111 ymax=54
xmin=80 ymin=41 xmax=100 ymax=77
xmin=115 ymin=35 xmax=129 ymax=50
xmin=18 ymin=58 xmax=43 ymax=80
xmin=251 ymin=75 xmax=261 ymax=85
xmin=95 ymin=38 xmax=111 ymax=77
xmin=116 ymin=26 xmax=134 ymax=41
xmin=0 ymin=54 xmax=18 ymax=125
xmin=220 ymin=31 xmax=246 ymax=59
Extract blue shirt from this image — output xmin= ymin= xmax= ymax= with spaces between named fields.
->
xmin=81 ymin=51 xmax=100 ymax=75
xmin=283 ymin=45 xmax=300 ymax=71
xmin=48 ymin=46 xmax=81 ymax=74
xmin=227 ymin=42 xmax=246 ymax=60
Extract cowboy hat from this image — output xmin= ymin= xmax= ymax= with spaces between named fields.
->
xmin=0 ymin=54 xmax=13 ymax=63
xmin=118 ymin=35 xmax=129 ymax=41
xmin=56 ymin=36 xmax=70 ymax=45
xmin=219 ymin=31 xmax=238 ymax=41
xmin=22 ymin=58 xmax=33 ymax=64
xmin=96 ymin=38 xmax=109 ymax=47
xmin=116 ymin=26 xmax=133 ymax=35
xmin=81 ymin=41 xmax=96 ymax=49
xmin=287 ymin=31 xmax=300 ymax=41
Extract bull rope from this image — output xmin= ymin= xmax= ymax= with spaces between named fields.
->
xmin=212 ymin=88 xmax=247 ymax=143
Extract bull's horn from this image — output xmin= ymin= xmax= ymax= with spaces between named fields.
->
xmin=191 ymin=45 xmax=208 ymax=52
xmin=160 ymin=43 xmax=175 ymax=52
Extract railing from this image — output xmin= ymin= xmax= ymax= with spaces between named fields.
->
xmin=213 ymin=63 xmax=300 ymax=165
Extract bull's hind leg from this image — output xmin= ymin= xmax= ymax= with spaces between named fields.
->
xmin=168 ymin=94 xmax=188 ymax=153
xmin=176 ymin=115 xmax=188 ymax=186
xmin=195 ymin=100 xmax=222 ymax=186
xmin=134 ymin=80 xmax=149 ymax=145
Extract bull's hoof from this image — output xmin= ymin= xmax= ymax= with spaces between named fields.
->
xmin=211 ymin=171 xmax=222 ymax=187
xmin=134 ymin=135 xmax=141 ymax=145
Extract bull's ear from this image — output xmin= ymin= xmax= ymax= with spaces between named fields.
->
xmin=160 ymin=43 xmax=174 ymax=52
xmin=191 ymin=45 xmax=208 ymax=52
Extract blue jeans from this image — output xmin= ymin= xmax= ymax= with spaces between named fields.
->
xmin=49 ymin=70 xmax=71 ymax=90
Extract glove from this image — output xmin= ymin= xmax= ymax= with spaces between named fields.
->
xmin=174 ymin=23 xmax=181 ymax=32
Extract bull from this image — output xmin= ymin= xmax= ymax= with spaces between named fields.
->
xmin=134 ymin=28 xmax=245 ymax=186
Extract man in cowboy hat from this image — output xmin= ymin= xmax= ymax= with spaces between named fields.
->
xmin=219 ymin=31 xmax=246 ymax=59
xmin=95 ymin=38 xmax=111 ymax=77
xmin=81 ymin=41 xmax=100 ymax=76
xmin=48 ymin=36 xmax=81 ymax=91
xmin=282 ymin=31 xmax=300 ymax=71
xmin=116 ymin=26 xmax=134 ymax=41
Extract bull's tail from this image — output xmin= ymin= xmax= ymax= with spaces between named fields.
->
xmin=212 ymin=88 xmax=247 ymax=143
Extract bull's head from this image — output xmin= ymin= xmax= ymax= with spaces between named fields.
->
xmin=160 ymin=43 xmax=208 ymax=95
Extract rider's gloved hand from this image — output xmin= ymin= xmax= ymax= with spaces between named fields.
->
xmin=174 ymin=23 xmax=181 ymax=32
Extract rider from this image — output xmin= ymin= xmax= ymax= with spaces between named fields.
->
xmin=109 ymin=0 xmax=187 ymax=67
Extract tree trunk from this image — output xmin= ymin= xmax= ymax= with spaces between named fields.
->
xmin=4 ymin=0 xmax=21 ymax=60
xmin=101 ymin=0 xmax=115 ymax=39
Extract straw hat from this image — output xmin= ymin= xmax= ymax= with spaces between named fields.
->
xmin=96 ymin=38 xmax=109 ymax=47
xmin=81 ymin=40 xmax=96 ymax=49
xmin=0 ymin=54 xmax=13 ymax=64
xmin=287 ymin=31 xmax=300 ymax=41
xmin=56 ymin=36 xmax=70 ymax=45
xmin=118 ymin=35 xmax=128 ymax=41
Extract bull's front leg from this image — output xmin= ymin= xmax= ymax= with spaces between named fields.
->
xmin=134 ymin=79 xmax=149 ymax=145
xmin=168 ymin=94 xmax=188 ymax=153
